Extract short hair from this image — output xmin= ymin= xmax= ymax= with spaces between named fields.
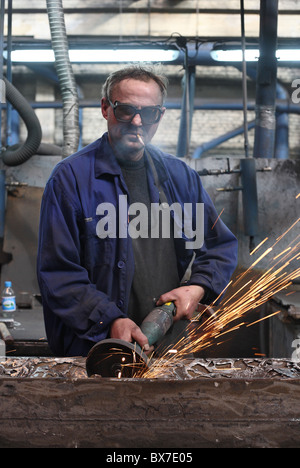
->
xmin=102 ymin=65 xmax=168 ymax=104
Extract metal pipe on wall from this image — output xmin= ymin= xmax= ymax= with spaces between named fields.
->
xmin=275 ymin=84 xmax=289 ymax=159
xmin=253 ymin=0 xmax=279 ymax=159
xmin=192 ymin=120 xmax=255 ymax=159
xmin=0 ymin=0 xmax=5 ymax=147
xmin=176 ymin=47 xmax=196 ymax=159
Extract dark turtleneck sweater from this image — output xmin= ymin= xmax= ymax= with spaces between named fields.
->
xmin=117 ymin=154 xmax=179 ymax=326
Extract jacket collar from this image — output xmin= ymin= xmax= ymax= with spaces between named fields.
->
xmin=94 ymin=133 xmax=122 ymax=178
xmin=145 ymin=145 xmax=168 ymax=185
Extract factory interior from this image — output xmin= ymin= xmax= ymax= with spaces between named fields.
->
xmin=0 ymin=0 xmax=299 ymax=449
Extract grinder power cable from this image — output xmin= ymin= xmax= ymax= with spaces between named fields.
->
xmin=86 ymin=302 xmax=176 ymax=378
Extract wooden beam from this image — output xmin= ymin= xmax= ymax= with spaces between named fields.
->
xmin=0 ymin=357 xmax=300 ymax=448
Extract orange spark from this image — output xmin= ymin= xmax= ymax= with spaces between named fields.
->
xmin=211 ymin=208 xmax=224 ymax=230
xmin=250 ymin=237 xmax=269 ymax=255
xmin=140 ymin=217 xmax=299 ymax=379
xmin=246 ymin=310 xmax=281 ymax=327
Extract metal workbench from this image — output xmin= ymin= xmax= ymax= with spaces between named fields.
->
xmin=1 ymin=304 xmax=52 ymax=356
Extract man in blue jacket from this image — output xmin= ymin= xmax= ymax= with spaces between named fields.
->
xmin=37 ymin=66 xmax=238 ymax=357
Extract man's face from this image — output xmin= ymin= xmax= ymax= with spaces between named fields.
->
xmin=101 ymin=78 xmax=165 ymax=160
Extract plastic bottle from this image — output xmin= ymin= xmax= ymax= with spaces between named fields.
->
xmin=1 ymin=281 xmax=16 ymax=326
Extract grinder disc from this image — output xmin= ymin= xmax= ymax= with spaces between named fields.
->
xmin=86 ymin=338 xmax=149 ymax=378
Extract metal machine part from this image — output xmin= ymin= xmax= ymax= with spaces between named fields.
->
xmin=85 ymin=338 xmax=149 ymax=378
xmin=139 ymin=301 xmax=176 ymax=346
xmin=86 ymin=302 xmax=176 ymax=378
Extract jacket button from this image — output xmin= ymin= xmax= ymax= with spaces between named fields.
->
xmin=117 ymin=260 xmax=125 ymax=269
xmin=117 ymin=299 xmax=123 ymax=308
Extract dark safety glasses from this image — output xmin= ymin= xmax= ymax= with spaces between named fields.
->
xmin=109 ymin=99 xmax=164 ymax=125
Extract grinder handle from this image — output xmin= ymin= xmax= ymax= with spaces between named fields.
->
xmin=140 ymin=302 xmax=176 ymax=347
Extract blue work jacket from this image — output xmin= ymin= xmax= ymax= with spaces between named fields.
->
xmin=37 ymin=133 xmax=238 ymax=356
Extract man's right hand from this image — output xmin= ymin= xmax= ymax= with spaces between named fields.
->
xmin=110 ymin=317 xmax=152 ymax=353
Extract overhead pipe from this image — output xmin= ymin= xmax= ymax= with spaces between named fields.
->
xmin=239 ymin=0 xmax=258 ymax=252
xmin=175 ymin=36 xmax=196 ymax=158
xmin=192 ymin=120 xmax=255 ymax=159
xmin=0 ymin=0 xmax=5 ymax=145
xmin=46 ymin=0 xmax=79 ymax=158
xmin=253 ymin=0 xmax=279 ymax=159
xmin=240 ymin=65 xmax=289 ymax=160
xmin=240 ymin=0 xmax=250 ymax=159
xmin=5 ymin=97 xmax=299 ymax=114
xmin=274 ymin=84 xmax=289 ymax=159
xmin=176 ymin=65 xmax=196 ymax=158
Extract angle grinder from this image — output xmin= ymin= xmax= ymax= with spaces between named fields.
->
xmin=86 ymin=301 xmax=176 ymax=378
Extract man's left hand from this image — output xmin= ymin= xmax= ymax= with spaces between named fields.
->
xmin=156 ymin=285 xmax=205 ymax=322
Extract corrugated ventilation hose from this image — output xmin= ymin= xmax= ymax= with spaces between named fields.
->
xmin=1 ymin=77 xmax=42 ymax=166
xmin=46 ymin=0 xmax=79 ymax=158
